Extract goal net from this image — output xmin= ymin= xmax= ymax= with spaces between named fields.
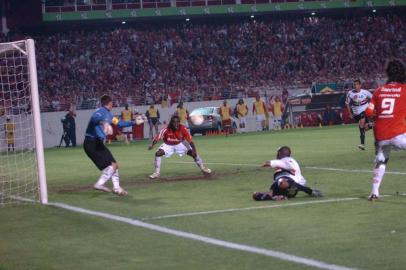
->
xmin=0 ymin=39 xmax=47 ymax=205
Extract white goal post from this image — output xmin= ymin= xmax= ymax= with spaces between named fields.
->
xmin=0 ymin=39 xmax=48 ymax=205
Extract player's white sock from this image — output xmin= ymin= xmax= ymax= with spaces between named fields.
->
xmin=154 ymin=156 xmax=161 ymax=174
xmin=96 ymin=165 xmax=115 ymax=186
xmin=371 ymin=164 xmax=386 ymax=196
xmin=256 ymin=121 xmax=262 ymax=131
xmin=195 ymin=155 xmax=203 ymax=167
xmin=111 ymin=169 xmax=120 ymax=189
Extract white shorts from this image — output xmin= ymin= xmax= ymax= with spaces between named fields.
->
xmin=375 ymin=133 xmax=406 ymax=163
xmin=159 ymin=142 xmax=191 ymax=158
xmin=256 ymin=114 xmax=265 ymax=122
xmin=122 ymin=126 xmax=132 ymax=133
xmin=238 ymin=116 xmax=247 ymax=125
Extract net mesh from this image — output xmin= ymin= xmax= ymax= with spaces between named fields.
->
xmin=0 ymin=40 xmax=39 ymax=205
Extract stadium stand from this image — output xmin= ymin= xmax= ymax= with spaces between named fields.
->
xmin=1 ymin=14 xmax=405 ymax=112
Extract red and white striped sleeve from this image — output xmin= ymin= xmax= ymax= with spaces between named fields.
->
xmin=365 ymin=88 xmax=379 ymax=117
xmin=180 ymin=125 xmax=193 ymax=143
xmin=155 ymin=127 xmax=167 ymax=141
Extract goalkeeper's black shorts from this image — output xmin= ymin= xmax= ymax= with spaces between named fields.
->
xmin=84 ymin=137 xmax=116 ymax=170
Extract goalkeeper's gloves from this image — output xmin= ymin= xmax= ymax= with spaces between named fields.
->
xmin=271 ymin=195 xmax=287 ymax=201
xmin=111 ymin=117 xmax=119 ymax=125
xmin=252 ymin=192 xmax=287 ymax=201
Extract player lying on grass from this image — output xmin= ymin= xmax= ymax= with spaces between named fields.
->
xmin=148 ymin=115 xmax=211 ymax=179
xmin=365 ymin=59 xmax=406 ymax=201
xmin=84 ymin=95 xmax=135 ymax=196
xmin=253 ymin=146 xmax=323 ymax=201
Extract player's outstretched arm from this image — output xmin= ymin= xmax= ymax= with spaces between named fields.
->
xmin=262 ymin=159 xmax=294 ymax=171
xmin=261 ymin=161 xmax=271 ymax=167
xmin=116 ymin=117 xmax=135 ymax=128
xmin=365 ymin=97 xmax=376 ymax=118
xmin=148 ymin=139 xmax=158 ymax=150
xmin=346 ymin=104 xmax=353 ymax=119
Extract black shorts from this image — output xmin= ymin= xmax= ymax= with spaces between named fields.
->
xmin=149 ymin=118 xmax=158 ymax=125
xmin=83 ymin=137 xmax=116 ymax=170
xmin=353 ymin=112 xmax=366 ymax=122
xmin=270 ymin=178 xmax=298 ymax=198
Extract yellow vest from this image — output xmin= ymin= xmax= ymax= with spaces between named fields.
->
xmin=254 ymin=101 xmax=265 ymax=115
xmin=177 ymin=108 xmax=188 ymax=124
xmin=5 ymin=123 xmax=15 ymax=143
xmin=148 ymin=107 xmax=158 ymax=118
xmin=220 ymin=106 xmax=231 ymax=120
xmin=121 ymin=109 xmax=132 ymax=121
xmin=273 ymin=102 xmax=283 ymax=117
xmin=237 ymin=104 xmax=247 ymax=117
xmin=5 ymin=122 xmax=14 ymax=133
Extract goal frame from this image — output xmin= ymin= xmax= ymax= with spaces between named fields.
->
xmin=26 ymin=39 xmax=48 ymax=204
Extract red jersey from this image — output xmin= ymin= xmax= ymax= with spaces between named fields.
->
xmin=365 ymin=82 xmax=406 ymax=141
xmin=156 ymin=124 xmax=193 ymax=145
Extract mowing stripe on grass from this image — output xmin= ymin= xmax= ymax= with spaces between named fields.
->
xmin=142 ymin=194 xmax=405 ymax=221
xmin=142 ymin=197 xmax=359 ymax=220
xmin=305 ymin=166 xmax=406 ymax=175
xmin=168 ymin=161 xmax=406 ymax=175
xmin=48 ymin=201 xmax=358 ymax=270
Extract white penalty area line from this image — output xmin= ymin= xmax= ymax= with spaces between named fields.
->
xmin=141 ymin=197 xmax=359 ymax=221
xmin=48 ymin=201 xmax=358 ymax=270
xmin=168 ymin=161 xmax=406 ymax=175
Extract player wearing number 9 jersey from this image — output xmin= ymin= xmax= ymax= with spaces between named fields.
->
xmin=365 ymin=60 xmax=406 ymax=201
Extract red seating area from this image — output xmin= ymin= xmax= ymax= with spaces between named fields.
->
xmin=1 ymin=15 xmax=404 ymax=112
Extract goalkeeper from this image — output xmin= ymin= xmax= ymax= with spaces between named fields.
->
xmin=83 ymin=95 xmax=134 ymax=196
xmin=253 ymin=146 xmax=323 ymax=201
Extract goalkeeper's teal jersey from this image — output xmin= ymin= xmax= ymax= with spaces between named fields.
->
xmin=85 ymin=107 xmax=113 ymax=140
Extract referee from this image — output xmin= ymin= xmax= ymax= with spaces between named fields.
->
xmin=83 ymin=95 xmax=134 ymax=196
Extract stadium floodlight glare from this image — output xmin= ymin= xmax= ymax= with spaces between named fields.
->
xmin=186 ymin=18 xmax=190 ymax=21
xmin=311 ymin=12 xmax=316 ymax=16
xmin=372 ymin=9 xmax=376 ymax=13
xmin=250 ymin=15 xmax=255 ymax=18
xmin=0 ymin=39 xmax=48 ymax=205
xmin=122 ymin=21 xmax=126 ymax=24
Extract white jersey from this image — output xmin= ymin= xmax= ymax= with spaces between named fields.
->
xmin=346 ymin=89 xmax=372 ymax=115
xmin=269 ymin=157 xmax=306 ymax=186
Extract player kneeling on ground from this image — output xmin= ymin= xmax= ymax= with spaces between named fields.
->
xmin=253 ymin=146 xmax=323 ymax=201
xmin=148 ymin=115 xmax=211 ymax=179
xmin=84 ymin=95 xmax=135 ymax=196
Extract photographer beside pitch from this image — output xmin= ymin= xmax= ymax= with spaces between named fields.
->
xmin=253 ymin=146 xmax=323 ymax=201
xmin=84 ymin=95 xmax=135 ymax=196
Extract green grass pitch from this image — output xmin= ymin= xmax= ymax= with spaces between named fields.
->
xmin=1 ymin=124 xmax=406 ymax=270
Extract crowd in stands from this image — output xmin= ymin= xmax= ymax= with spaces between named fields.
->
xmin=1 ymin=14 xmax=405 ymax=112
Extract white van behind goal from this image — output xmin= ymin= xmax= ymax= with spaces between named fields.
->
xmin=0 ymin=39 xmax=48 ymax=205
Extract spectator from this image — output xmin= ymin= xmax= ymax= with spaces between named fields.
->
xmin=1 ymin=15 xmax=405 ymax=112
xmin=322 ymin=105 xmax=336 ymax=126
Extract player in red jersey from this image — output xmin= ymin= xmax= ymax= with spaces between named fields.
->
xmin=148 ymin=115 xmax=211 ymax=179
xmin=365 ymin=60 xmax=406 ymax=201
